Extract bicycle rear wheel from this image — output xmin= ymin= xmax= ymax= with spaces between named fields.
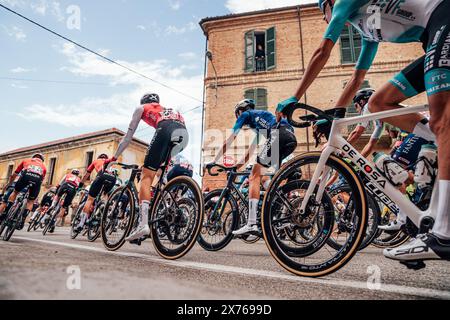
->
xmin=42 ymin=208 xmax=57 ymax=236
xmin=2 ymin=206 xmax=21 ymax=241
xmin=87 ymin=202 xmax=104 ymax=242
xmin=197 ymin=189 xmax=239 ymax=252
xmin=101 ymin=187 xmax=136 ymax=251
xmin=71 ymin=202 xmax=85 ymax=239
xmin=262 ymin=153 xmax=368 ymax=277
xmin=151 ymin=176 xmax=204 ymax=260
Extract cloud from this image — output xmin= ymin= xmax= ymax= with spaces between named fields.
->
xmin=168 ymin=0 xmax=181 ymax=10
xmin=178 ymin=52 xmax=197 ymax=60
xmin=11 ymin=83 xmax=29 ymax=89
xmin=10 ymin=67 xmax=35 ymax=73
xmin=136 ymin=25 xmax=146 ymax=31
xmin=225 ymin=0 xmax=315 ymax=13
xmin=1 ymin=25 xmax=26 ymax=41
xmin=165 ymin=21 xmax=198 ymax=35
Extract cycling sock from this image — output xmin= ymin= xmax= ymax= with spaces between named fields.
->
xmin=140 ymin=201 xmax=150 ymax=226
xmin=263 ymin=180 xmax=271 ymax=191
xmin=31 ymin=210 xmax=39 ymax=220
xmin=248 ymin=199 xmax=259 ymax=226
xmin=413 ymin=120 xmax=436 ymax=143
xmin=78 ymin=212 xmax=87 ymax=228
xmin=432 ymin=180 xmax=450 ymax=240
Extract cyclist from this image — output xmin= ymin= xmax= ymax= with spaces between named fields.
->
xmin=43 ymin=169 xmax=82 ymax=232
xmin=347 ymin=89 xmax=400 ymax=157
xmin=105 ymin=93 xmax=188 ymax=241
xmin=208 ymin=99 xmax=297 ymax=236
xmin=277 ymin=0 xmax=450 ymax=262
xmin=29 ymin=186 xmax=57 ymax=224
xmin=0 ymin=153 xmax=47 ymax=228
xmin=74 ymin=154 xmax=116 ymax=233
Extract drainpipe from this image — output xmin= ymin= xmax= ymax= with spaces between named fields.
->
xmin=199 ymin=37 xmax=209 ymax=180
xmin=297 ymin=6 xmax=311 ymax=153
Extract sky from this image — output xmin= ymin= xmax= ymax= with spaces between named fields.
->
xmin=0 ymin=0 xmax=315 ymax=177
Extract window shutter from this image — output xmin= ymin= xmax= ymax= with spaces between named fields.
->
xmin=244 ymin=89 xmax=255 ymax=101
xmin=340 ymin=25 xmax=362 ymax=64
xmin=245 ymin=30 xmax=255 ymax=72
xmin=266 ymin=27 xmax=276 ymax=70
xmin=256 ymin=88 xmax=268 ymax=110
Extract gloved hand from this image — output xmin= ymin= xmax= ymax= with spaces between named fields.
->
xmin=103 ymin=157 xmax=117 ymax=171
xmin=276 ymin=96 xmax=298 ymax=113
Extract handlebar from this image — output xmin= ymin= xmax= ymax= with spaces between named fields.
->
xmin=108 ymin=162 xmax=140 ymax=171
xmin=206 ymin=163 xmax=237 ymax=177
xmin=283 ymin=103 xmax=346 ymax=128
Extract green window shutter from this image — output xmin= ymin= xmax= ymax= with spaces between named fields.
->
xmin=245 ymin=30 xmax=255 ymax=72
xmin=340 ymin=25 xmax=362 ymax=64
xmin=256 ymin=88 xmax=268 ymax=110
xmin=266 ymin=27 xmax=276 ymax=70
xmin=244 ymin=89 xmax=255 ymax=101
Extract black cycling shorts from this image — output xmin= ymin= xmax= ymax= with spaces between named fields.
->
xmin=89 ymin=172 xmax=117 ymax=198
xmin=40 ymin=194 xmax=54 ymax=207
xmin=257 ymin=125 xmax=297 ymax=169
xmin=57 ymin=182 xmax=77 ymax=209
xmin=144 ymin=120 xmax=189 ymax=171
xmin=392 ymin=133 xmax=431 ymax=168
xmin=14 ymin=171 xmax=43 ymax=201
xmin=166 ymin=165 xmax=193 ymax=182
xmin=390 ymin=0 xmax=450 ymax=98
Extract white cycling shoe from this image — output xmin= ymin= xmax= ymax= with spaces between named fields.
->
xmin=378 ymin=220 xmax=405 ymax=232
xmin=232 ymin=224 xmax=259 ymax=236
xmin=384 ymin=233 xmax=450 ymax=261
xmin=126 ymin=225 xmax=150 ymax=242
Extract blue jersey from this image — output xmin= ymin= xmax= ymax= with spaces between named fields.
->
xmin=232 ymin=110 xmax=292 ymax=134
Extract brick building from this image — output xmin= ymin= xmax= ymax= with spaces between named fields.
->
xmin=0 ymin=128 xmax=148 ymax=196
xmin=200 ymin=4 xmax=427 ymax=188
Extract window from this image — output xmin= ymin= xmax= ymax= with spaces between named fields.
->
xmin=244 ymin=88 xmax=268 ymax=110
xmin=245 ymin=27 xmax=276 ymax=73
xmin=47 ymin=157 xmax=56 ymax=185
xmin=6 ymin=164 xmax=14 ymax=180
xmin=340 ymin=25 xmax=362 ymax=65
xmin=85 ymin=151 xmax=94 ymax=169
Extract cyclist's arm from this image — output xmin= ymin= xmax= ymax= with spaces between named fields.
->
xmin=335 ymin=40 xmax=378 ymax=107
xmin=347 ymin=125 xmax=366 ymax=144
xmin=114 ymin=107 xmax=144 ymax=160
xmin=213 ymin=113 xmax=249 ymax=164
xmin=213 ymin=133 xmax=237 ymax=165
xmin=361 ymin=122 xmax=384 ymax=157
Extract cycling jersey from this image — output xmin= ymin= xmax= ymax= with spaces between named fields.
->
xmin=58 ymin=173 xmax=81 ymax=188
xmin=40 ymin=191 xmax=55 ymax=207
xmin=325 ymin=0 xmax=450 ymax=96
xmin=87 ymin=159 xmax=109 ymax=174
xmin=114 ymin=103 xmax=185 ymax=160
xmin=15 ymin=158 xmax=47 ymax=178
xmin=233 ymin=110 xmax=293 ymax=135
xmin=392 ymin=133 xmax=432 ymax=167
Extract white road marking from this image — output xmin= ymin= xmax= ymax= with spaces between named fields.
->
xmin=14 ymin=236 xmax=450 ymax=300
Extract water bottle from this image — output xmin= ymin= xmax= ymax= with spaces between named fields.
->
xmin=414 ymin=144 xmax=438 ymax=188
xmin=373 ymin=152 xmax=409 ymax=186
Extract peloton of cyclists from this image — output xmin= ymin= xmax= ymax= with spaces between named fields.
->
xmin=0 ymin=153 xmax=47 ymax=229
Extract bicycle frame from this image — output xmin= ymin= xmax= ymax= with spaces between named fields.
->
xmin=300 ymin=105 xmax=438 ymax=228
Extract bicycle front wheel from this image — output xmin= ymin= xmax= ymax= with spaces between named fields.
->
xmin=262 ymin=152 xmax=368 ymax=278
xmin=151 ymin=176 xmax=204 ymax=260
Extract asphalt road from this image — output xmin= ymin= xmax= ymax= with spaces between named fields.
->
xmin=1 ymin=227 xmax=449 ymax=300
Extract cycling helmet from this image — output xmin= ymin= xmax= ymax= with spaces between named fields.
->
xmin=319 ymin=0 xmax=333 ymax=14
xmin=71 ymin=169 xmax=80 ymax=176
xmin=98 ymin=153 xmax=108 ymax=160
xmin=235 ymin=99 xmax=255 ymax=119
xmin=32 ymin=153 xmax=45 ymax=161
xmin=353 ymin=88 xmax=375 ymax=106
xmin=141 ymin=93 xmax=160 ymax=105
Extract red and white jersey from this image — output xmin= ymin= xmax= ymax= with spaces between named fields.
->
xmin=141 ymin=103 xmax=185 ymax=128
xmin=15 ymin=158 xmax=47 ymax=178
xmin=60 ymin=173 xmax=81 ymax=188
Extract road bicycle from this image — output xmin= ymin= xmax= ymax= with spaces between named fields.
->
xmin=101 ymin=136 xmax=204 ymax=260
xmin=27 ymin=204 xmax=51 ymax=232
xmin=198 ymin=164 xmax=264 ymax=252
xmin=41 ymin=193 xmax=69 ymax=236
xmin=71 ymin=187 xmax=106 ymax=242
xmin=262 ymin=103 xmax=438 ymax=277
xmin=0 ymin=184 xmax=33 ymax=241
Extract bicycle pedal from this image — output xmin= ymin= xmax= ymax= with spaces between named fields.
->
xmin=400 ymin=260 xmax=426 ymax=271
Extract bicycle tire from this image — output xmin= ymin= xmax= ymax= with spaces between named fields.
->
xmin=2 ymin=206 xmax=21 ymax=241
xmin=262 ymin=152 xmax=368 ymax=277
xmin=42 ymin=208 xmax=58 ymax=236
xmin=197 ymin=189 xmax=239 ymax=252
xmin=150 ymin=176 xmax=204 ymax=260
xmin=70 ymin=202 xmax=85 ymax=239
xmin=101 ymin=186 xmax=136 ymax=251
xmin=87 ymin=202 xmax=104 ymax=242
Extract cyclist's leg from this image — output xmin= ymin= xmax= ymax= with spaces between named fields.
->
xmin=369 ymin=56 xmax=435 ymax=141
